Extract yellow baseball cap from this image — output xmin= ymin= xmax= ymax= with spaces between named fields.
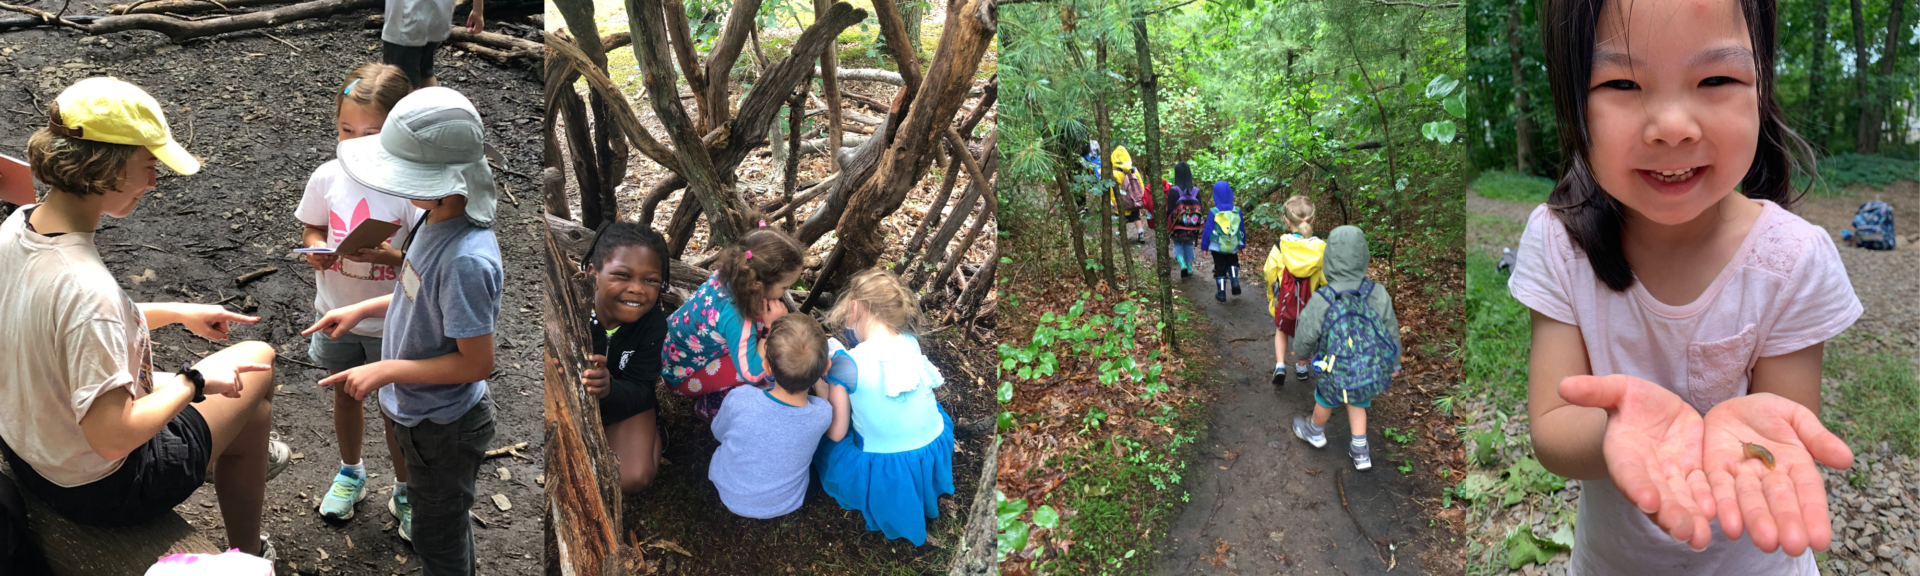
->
xmin=49 ymin=77 xmax=200 ymax=175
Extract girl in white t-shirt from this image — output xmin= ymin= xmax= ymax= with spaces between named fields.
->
xmin=1510 ymin=0 xmax=1861 ymax=574
xmin=294 ymin=64 xmax=424 ymax=529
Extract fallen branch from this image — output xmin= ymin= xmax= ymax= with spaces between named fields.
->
xmin=234 ymin=266 xmax=277 ymax=286
xmin=85 ymin=0 xmax=379 ymax=42
xmin=0 ymin=1 xmax=89 ymax=31
xmin=110 ymin=0 xmax=286 ymax=15
xmin=484 ymin=441 xmax=530 ymax=459
xmin=813 ymin=66 xmax=902 ymax=86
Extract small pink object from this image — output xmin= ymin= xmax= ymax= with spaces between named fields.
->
xmin=745 ymin=250 xmax=754 ymax=259
xmin=146 ymin=550 xmax=273 ymax=576
xmin=759 ymin=220 xmax=768 ymax=227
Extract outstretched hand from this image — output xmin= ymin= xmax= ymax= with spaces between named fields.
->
xmin=1559 ymin=374 xmax=1718 ymax=551
xmin=1702 ymin=393 xmax=1853 ymax=556
xmin=176 ymin=304 xmax=260 ymax=341
xmin=318 ymin=362 xmax=391 ymax=401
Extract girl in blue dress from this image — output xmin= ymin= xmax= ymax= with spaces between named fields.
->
xmin=812 ymin=268 xmax=956 ymax=545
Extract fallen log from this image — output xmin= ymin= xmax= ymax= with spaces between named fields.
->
xmin=110 ymin=0 xmax=293 ymax=15
xmin=2 ymin=460 xmax=220 ymax=576
xmin=815 ymin=66 xmax=902 ymax=86
xmin=86 ymin=0 xmax=379 ymax=42
xmin=543 ymin=213 xmax=711 ymax=294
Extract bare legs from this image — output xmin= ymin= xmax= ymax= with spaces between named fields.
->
xmin=1274 ymin=329 xmax=1288 ymax=368
xmin=188 ymin=341 xmax=277 ymax=556
xmin=332 ymin=377 xmax=409 ymax=483
xmin=1310 ymin=404 xmax=1368 ymax=438
xmin=606 ymin=409 xmax=661 ymax=494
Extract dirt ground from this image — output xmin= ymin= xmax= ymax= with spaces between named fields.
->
xmin=1145 ymin=234 xmax=1465 ymax=575
xmin=0 ymin=9 xmax=548 ymax=575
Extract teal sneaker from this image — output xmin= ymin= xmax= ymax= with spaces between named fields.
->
xmin=318 ymin=467 xmax=367 ymax=521
xmin=388 ymin=485 xmax=412 ymax=543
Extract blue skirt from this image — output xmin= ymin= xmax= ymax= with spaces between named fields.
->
xmin=813 ymin=404 xmax=956 ymax=545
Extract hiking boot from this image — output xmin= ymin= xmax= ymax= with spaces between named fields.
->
xmin=1292 ymin=417 xmax=1327 ymax=448
xmin=389 ymin=486 xmax=413 ymax=543
xmin=1271 ymin=365 xmax=1287 ymax=387
xmin=1215 ymin=288 xmax=1226 ymax=302
xmin=1350 ymin=442 xmax=1373 ymax=471
xmin=319 ymin=466 xmax=368 ymax=521
xmin=1230 ymin=278 xmax=1242 ymax=296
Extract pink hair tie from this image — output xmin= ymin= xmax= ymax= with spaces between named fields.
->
xmin=745 ymin=250 xmax=754 ymax=259
xmin=758 ymin=220 xmax=768 ymax=228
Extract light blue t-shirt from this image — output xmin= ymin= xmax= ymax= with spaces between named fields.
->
xmin=379 ymin=216 xmax=502 ymax=427
xmin=708 ymin=386 xmax=831 ymax=519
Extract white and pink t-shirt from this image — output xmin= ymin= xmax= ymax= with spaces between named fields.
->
xmin=295 ymin=159 xmax=421 ymax=338
xmin=1509 ymin=200 xmax=1861 ymax=576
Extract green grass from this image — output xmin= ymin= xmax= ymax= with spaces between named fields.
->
xmin=1462 ymin=251 xmax=1532 ymax=410
xmin=1470 ymin=170 xmax=1556 ymax=204
xmin=1823 ymin=335 xmax=1920 ymax=456
xmin=1802 ymin=153 xmax=1920 ymax=195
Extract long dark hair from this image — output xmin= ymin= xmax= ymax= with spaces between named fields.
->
xmin=1175 ymin=161 xmax=1193 ymax=190
xmin=1540 ymin=0 xmax=1815 ymax=291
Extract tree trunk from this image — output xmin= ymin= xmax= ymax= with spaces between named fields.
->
xmin=701 ymin=0 xmax=767 ymax=128
xmin=1809 ymin=0 xmax=1829 ymax=147
xmin=1093 ymin=40 xmax=1117 ymax=289
xmin=1054 ymin=168 xmax=1094 ymax=287
xmin=1860 ymin=0 xmax=1906 ymax=154
xmin=554 ymin=0 xmax=628 ymax=227
xmin=626 ymin=0 xmax=752 ymax=247
xmin=1850 ymin=0 xmax=1873 ymax=153
xmin=814 ymin=0 xmax=845 ymax=172
xmin=823 ymin=0 xmax=993 ymax=287
xmin=555 ymin=87 xmax=608 ymax=229
xmin=1508 ymin=0 xmax=1531 ymax=175
xmin=899 ymin=136 xmax=971 ymax=271
xmin=1131 ymin=6 xmax=1174 ymax=348
xmin=782 ymin=73 xmax=812 ymax=232
xmin=542 ymin=221 xmax=635 ymax=576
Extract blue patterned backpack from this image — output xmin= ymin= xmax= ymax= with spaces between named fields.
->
xmin=1309 ymin=280 xmax=1399 ymax=403
xmin=1849 ymin=201 xmax=1895 ymax=250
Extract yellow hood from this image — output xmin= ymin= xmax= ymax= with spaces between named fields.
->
xmin=1262 ymin=234 xmax=1328 ymax=316
xmin=1110 ymin=146 xmax=1134 ymax=183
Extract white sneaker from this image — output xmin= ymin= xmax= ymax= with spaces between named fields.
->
xmin=1292 ymin=417 xmax=1327 ymax=448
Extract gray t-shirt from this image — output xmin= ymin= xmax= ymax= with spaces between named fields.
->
xmin=382 ymin=0 xmax=456 ymax=46
xmin=379 ymin=216 xmax=501 ymax=427
xmin=708 ymin=386 xmax=831 ymax=519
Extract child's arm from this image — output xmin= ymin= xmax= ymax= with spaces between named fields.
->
xmin=1524 ymin=312 xmax=1609 ymax=479
xmin=319 ymin=333 xmax=494 ymax=401
xmin=1289 ymin=294 xmax=1326 ymax=359
xmin=814 ymin=380 xmax=850 ymax=441
xmin=1200 ymin=213 xmax=1215 ymax=249
xmin=302 ymin=295 xmax=394 ymax=339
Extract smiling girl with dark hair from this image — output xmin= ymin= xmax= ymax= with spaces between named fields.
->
xmin=1512 ymin=0 xmax=1862 ymax=572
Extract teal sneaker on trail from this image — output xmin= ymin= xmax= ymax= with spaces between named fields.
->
xmin=318 ymin=466 xmax=367 ymax=521
xmin=389 ymin=485 xmax=413 ymax=543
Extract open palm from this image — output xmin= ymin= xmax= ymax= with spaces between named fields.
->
xmin=1560 ymin=375 xmax=1718 ymax=550
xmin=1702 ymin=393 xmax=1853 ymax=556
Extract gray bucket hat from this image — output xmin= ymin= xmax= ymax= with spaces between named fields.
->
xmin=337 ymin=87 xmax=497 ymax=228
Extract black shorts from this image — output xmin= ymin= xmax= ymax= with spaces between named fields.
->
xmin=1124 ymin=210 xmax=1141 ymax=223
xmin=3 ymin=406 xmax=212 ymax=527
xmin=382 ymin=41 xmax=440 ymax=87
xmin=1212 ymin=250 xmax=1240 ymax=277
xmin=598 ymin=380 xmax=658 ymax=425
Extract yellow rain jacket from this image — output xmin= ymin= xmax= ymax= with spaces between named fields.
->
xmin=1262 ymin=233 xmax=1328 ymax=317
xmin=1109 ymin=146 xmax=1136 ymax=208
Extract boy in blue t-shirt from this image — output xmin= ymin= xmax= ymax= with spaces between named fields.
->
xmin=304 ymin=87 xmax=503 ymax=576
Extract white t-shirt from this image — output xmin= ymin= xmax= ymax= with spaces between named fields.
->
xmin=1508 ymin=200 xmax=1860 ymax=576
xmin=382 ymin=0 xmax=457 ymax=46
xmin=0 ymin=207 xmax=158 ymax=487
xmin=295 ymin=160 xmax=421 ymax=338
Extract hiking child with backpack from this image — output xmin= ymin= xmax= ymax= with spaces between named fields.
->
xmin=1167 ymin=162 xmax=1208 ymax=278
xmin=1110 ymin=146 xmax=1151 ymax=244
xmin=1289 ymin=226 xmax=1400 ymax=471
xmin=1200 ymin=181 xmax=1248 ymax=301
xmin=1262 ymin=195 xmax=1326 ymax=386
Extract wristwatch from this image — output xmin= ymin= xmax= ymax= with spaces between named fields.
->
xmin=178 ymin=361 xmax=207 ymax=403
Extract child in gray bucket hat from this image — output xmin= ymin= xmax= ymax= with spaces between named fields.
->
xmin=305 ymin=86 xmax=503 ymax=575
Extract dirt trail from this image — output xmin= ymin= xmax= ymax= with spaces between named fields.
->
xmin=1153 ymin=249 xmax=1428 ymax=575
